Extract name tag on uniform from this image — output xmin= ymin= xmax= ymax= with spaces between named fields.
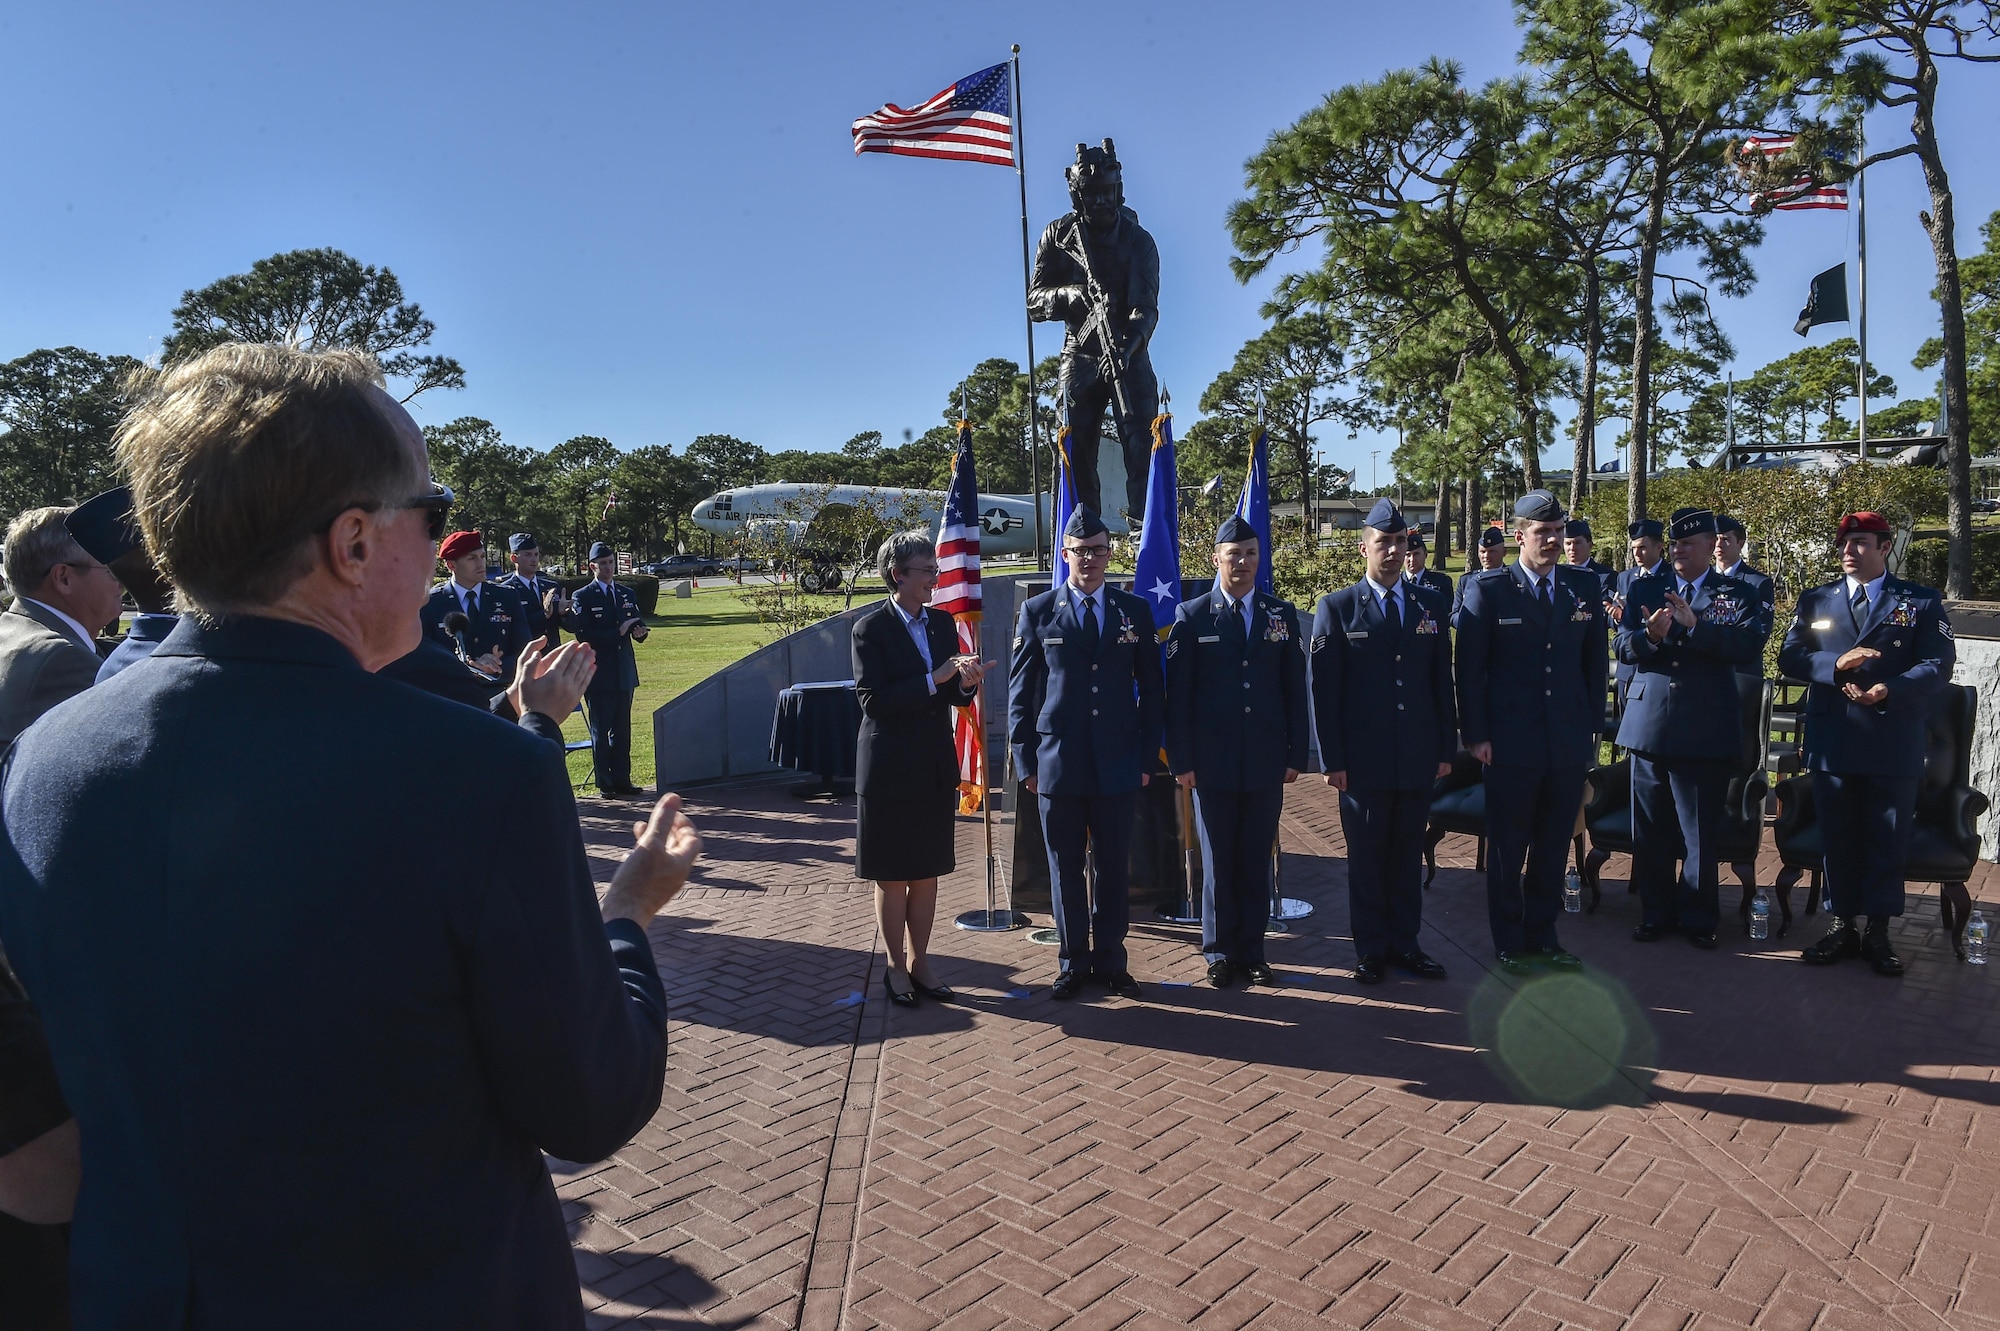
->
xmin=1198 ymin=634 xmax=1220 ymax=643
xmin=1345 ymin=631 xmax=1368 ymax=639
xmin=1811 ymin=619 xmax=1833 ymax=631
xmin=1499 ymin=617 xmax=1523 ymax=625
xmin=1044 ymin=636 xmax=1064 ymax=645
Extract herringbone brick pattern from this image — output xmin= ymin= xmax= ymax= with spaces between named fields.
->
xmin=559 ymin=780 xmax=2000 ymax=1330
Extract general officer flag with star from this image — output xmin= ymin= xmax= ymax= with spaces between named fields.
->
xmin=1236 ymin=411 xmax=1273 ymax=596
xmin=1132 ymin=405 xmax=1181 ymax=667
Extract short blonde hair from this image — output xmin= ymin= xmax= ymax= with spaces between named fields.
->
xmin=3 ymin=506 xmax=87 ymax=597
xmin=115 ymin=344 xmax=423 ymax=613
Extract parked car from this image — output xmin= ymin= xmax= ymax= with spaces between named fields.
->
xmin=644 ymin=555 xmax=723 ymax=577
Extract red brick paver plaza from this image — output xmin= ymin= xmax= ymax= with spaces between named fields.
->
xmin=563 ymin=780 xmax=2000 ymax=1330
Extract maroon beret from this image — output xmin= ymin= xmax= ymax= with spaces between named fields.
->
xmin=1835 ymin=511 xmax=1891 ymax=540
xmin=437 ymin=530 xmax=483 ymax=562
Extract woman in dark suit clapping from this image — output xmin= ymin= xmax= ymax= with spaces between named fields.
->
xmin=853 ymin=531 xmax=990 ymax=1007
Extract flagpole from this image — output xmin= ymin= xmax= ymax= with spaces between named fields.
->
xmin=1011 ymin=45 xmax=1047 ymax=571
xmin=1856 ymin=121 xmax=1869 ymax=460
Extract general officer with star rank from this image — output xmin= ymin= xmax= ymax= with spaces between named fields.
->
xmin=562 ymin=541 xmax=649 ymax=799
xmin=1165 ymin=513 xmax=1310 ymax=989
xmin=1404 ymin=530 xmax=1452 ymax=600
xmin=1615 ymin=507 xmax=1771 ymax=949
xmin=497 ymin=531 xmax=568 ymax=652
xmin=1008 ymin=507 xmax=1164 ymax=1001
xmin=1455 ymin=490 xmax=1607 ymax=973
xmin=1779 ymin=511 xmax=1954 ymax=978
xmin=1311 ymin=500 xmax=1457 ymax=985
xmin=421 ymin=530 xmax=532 ymax=681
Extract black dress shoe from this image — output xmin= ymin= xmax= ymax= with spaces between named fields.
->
xmin=1244 ymin=963 xmax=1279 ymax=987
xmin=1390 ymin=950 xmax=1447 ymax=979
xmin=615 ymin=785 xmax=649 ymax=799
xmin=1051 ymin=972 xmax=1086 ymax=1000
xmin=1631 ymin=922 xmax=1669 ymax=942
xmin=881 ymin=973 xmax=918 ymax=1008
xmin=1353 ymin=956 xmax=1387 ymax=984
xmin=1686 ymin=930 xmax=1718 ymax=951
xmin=1801 ymin=919 xmax=1861 ymax=966
xmin=1860 ymin=926 xmax=1905 ymax=977
xmin=1207 ymin=959 xmax=1234 ymax=988
xmin=1495 ymin=951 xmax=1536 ymax=976
xmin=911 ymin=977 xmax=956 ymax=1002
xmin=1104 ymin=971 xmax=1142 ymax=999
xmin=1543 ymin=950 xmax=1583 ymax=972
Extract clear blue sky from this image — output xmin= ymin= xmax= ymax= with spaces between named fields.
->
xmin=2 ymin=1 xmax=1994 ymax=490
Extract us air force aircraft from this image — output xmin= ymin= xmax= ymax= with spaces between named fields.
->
xmin=689 ymin=484 xmax=1098 ymax=557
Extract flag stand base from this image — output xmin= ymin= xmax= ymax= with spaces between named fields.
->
xmin=1266 ymin=898 xmax=1314 ymax=933
xmin=1026 ymin=927 xmax=1061 ymax=946
xmin=955 ymin=909 xmax=1027 ymax=932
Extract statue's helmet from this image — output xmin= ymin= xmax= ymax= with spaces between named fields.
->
xmin=1065 ymin=139 xmax=1123 ymax=220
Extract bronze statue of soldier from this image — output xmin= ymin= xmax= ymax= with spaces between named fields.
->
xmin=1029 ymin=139 xmax=1161 ymax=527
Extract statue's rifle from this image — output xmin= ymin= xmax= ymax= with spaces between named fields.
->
xmin=1065 ymin=223 xmax=1137 ymax=436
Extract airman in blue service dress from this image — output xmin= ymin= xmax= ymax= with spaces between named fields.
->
xmin=1614 ymin=508 xmax=1771 ymax=948
xmin=1455 ymin=490 xmax=1607 ymax=972
xmin=1404 ymin=530 xmax=1453 ymax=601
xmin=562 ymin=542 xmax=648 ymax=798
xmin=497 ymin=532 xmax=564 ymax=652
xmin=1612 ymin=519 xmax=1667 ymax=712
xmin=1164 ymin=514 xmax=1310 ymax=988
xmin=1008 ymin=508 xmax=1164 ymax=1000
xmin=421 ymin=530 xmax=532 ymax=681
xmin=1714 ymin=514 xmax=1776 ymax=679
xmin=1452 ymin=526 xmax=1508 ymax=624
xmin=1563 ymin=519 xmax=1615 ymax=599
xmin=1778 ymin=510 xmax=1954 ymax=977
xmin=1311 ymin=500 xmax=1457 ymax=985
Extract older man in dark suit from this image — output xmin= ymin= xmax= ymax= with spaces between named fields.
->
xmin=0 ymin=343 xmax=699 ymax=1331
xmin=0 ymin=506 xmax=123 ymax=749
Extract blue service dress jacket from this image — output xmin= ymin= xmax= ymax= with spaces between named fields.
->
xmin=0 ymin=615 xmax=668 ymax=1330
xmin=562 ymin=579 xmax=645 ymax=693
xmin=420 ymin=579 xmax=531 ymax=677
xmin=1309 ymin=580 xmax=1457 ymax=790
xmin=1163 ymin=588 xmax=1311 ymax=791
xmin=1613 ymin=571 xmax=1770 ymax=759
xmin=497 ymin=570 xmax=562 ymax=648
xmin=1407 ymin=568 xmax=1452 ymax=600
xmin=1007 ymin=583 xmax=1164 ymax=796
xmin=1777 ymin=575 xmax=1954 ymax=777
xmin=1454 ymin=564 xmax=1608 ymax=770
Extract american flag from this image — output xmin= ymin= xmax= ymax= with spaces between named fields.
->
xmin=931 ymin=416 xmax=985 ymax=813
xmin=851 ymin=62 xmax=1015 ymax=168
xmin=1742 ymin=135 xmax=1849 ymax=211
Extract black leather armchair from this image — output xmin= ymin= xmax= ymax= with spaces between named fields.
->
xmin=1772 ymin=682 xmax=1989 ymax=958
xmin=1423 ymin=750 xmax=1488 ymax=887
xmin=1579 ymin=676 xmax=1775 ymax=927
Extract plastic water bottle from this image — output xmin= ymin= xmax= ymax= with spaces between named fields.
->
xmin=1564 ymin=868 xmax=1583 ymax=914
xmin=1969 ymin=912 xmax=1989 ymax=966
xmin=1749 ymin=890 xmax=1771 ymax=941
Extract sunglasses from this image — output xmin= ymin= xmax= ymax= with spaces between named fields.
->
xmin=402 ymin=482 xmax=456 ymax=541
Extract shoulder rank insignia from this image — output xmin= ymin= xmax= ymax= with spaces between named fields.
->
xmin=1166 ymin=637 xmax=1180 ymax=659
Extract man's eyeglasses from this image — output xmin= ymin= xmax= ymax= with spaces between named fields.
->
xmin=1064 ymin=544 xmax=1111 ymax=562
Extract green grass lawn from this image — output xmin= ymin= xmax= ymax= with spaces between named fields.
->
xmin=558 ymin=583 xmax=884 ymax=790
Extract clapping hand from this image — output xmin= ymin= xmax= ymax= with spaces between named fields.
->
xmin=952 ymin=655 xmax=995 ymax=688
xmin=1836 ymin=646 xmax=1882 ymax=676
xmin=507 ymin=638 xmax=597 ymax=722
xmin=1662 ymin=589 xmax=1696 ymax=630
xmin=470 ymin=647 xmax=505 ymax=679
xmin=601 ymin=792 xmax=703 ymax=927
xmin=1843 ymin=680 xmax=1890 ymax=707
xmin=1644 ymin=604 xmax=1675 ymax=643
